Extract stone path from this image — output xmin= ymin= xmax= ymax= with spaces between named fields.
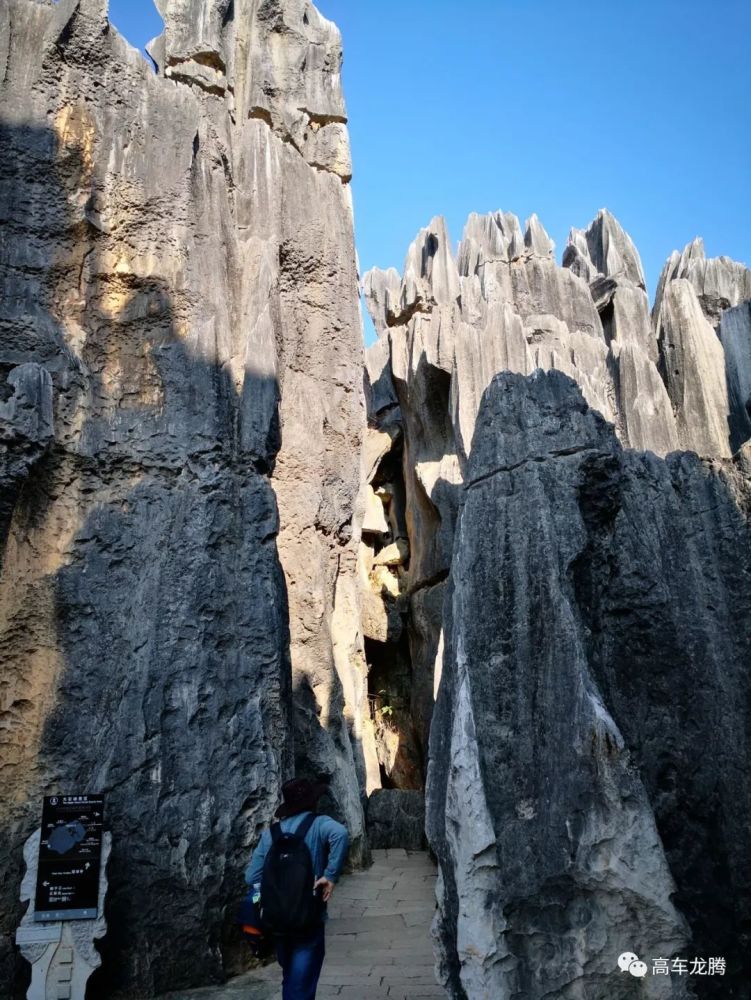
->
xmin=167 ymin=849 xmax=443 ymax=1000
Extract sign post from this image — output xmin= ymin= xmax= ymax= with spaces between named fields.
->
xmin=16 ymin=795 xmax=110 ymax=1000
xmin=34 ymin=795 xmax=104 ymax=922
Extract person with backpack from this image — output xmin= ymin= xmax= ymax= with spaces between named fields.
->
xmin=244 ymin=777 xmax=350 ymax=1000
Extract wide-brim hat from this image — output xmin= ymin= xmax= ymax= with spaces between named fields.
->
xmin=275 ymin=777 xmax=330 ymax=819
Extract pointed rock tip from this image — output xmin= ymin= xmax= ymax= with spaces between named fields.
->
xmin=403 ymin=215 xmax=453 ymax=267
xmin=683 ymin=236 xmax=706 ymax=258
xmin=524 ymin=213 xmax=555 ymax=254
xmin=363 ymin=266 xmax=401 ymax=291
xmin=426 ymin=215 xmax=450 ymax=238
xmin=405 ymin=215 xmax=451 ymax=251
xmin=591 ymin=207 xmax=627 ymax=235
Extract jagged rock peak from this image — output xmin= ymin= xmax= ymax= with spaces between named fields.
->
xmin=362 ymin=267 xmax=401 ymax=337
xmin=563 ymin=208 xmax=646 ymax=290
xmin=395 ymin=215 xmax=461 ymax=320
xmin=654 ymin=236 xmax=751 ymax=329
xmin=457 ymin=210 xmax=525 ymax=274
xmin=456 ymin=209 xmax=555 ymax=275
xmin=363 ymin=205 xmax=685 ymax=457
xmin=651 ymin=239 xmax=751 ymax=457
xmin=149 ymin=0 xmax=352 ymax=180
xmin=523 ymin=212 xmax=555 ymax=259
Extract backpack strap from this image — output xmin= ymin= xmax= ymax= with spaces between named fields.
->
xmin=294 ymin=812 xmax=317 ymax=842
xmin=269 ymin=813 xmax=316 ymax=843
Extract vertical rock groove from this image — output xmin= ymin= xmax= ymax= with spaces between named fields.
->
xmin=2 ymin=4 xmax=751 ymax=998
xmin=0 ymin=1 xmax=371 ymax=995
xmin=364 ymin=211 xmax=751 ymax=999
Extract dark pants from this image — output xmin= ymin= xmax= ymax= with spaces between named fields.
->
xmin=275 ymin=924 xmax=326 ymax=1000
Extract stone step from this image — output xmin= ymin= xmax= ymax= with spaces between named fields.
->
xmin=171 ymin=850 xmax=445 ymax=999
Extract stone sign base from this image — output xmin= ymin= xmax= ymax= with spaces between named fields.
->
xmin=17 ymin=830 xmax=112 ymax=1000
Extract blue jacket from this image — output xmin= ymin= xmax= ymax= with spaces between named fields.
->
xmin=244 ymin=811 xmax=350 ymax=891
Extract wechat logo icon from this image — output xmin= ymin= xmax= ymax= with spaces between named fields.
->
xmin=618 ymin=952 xmax=648 ymax=977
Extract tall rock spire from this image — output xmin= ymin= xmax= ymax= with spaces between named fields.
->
xmin=0 ymin=1 xmax=370 ymax=994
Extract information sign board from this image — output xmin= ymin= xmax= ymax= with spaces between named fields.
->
xmin=34 ymin=794 xmax=104 ymax=922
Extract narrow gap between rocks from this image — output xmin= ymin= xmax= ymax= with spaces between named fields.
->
xmin=361 ymin=434 xmax=428 ymax=851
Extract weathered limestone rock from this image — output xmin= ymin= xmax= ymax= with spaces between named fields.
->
xmin=362 ymin=267 xmax=402 ymax=337
xmin=427 ymin=370 xmax=751 ymax=999
xmin=654 ymin=237 xmax=751 ymax=330
xmin=372 ymin=538 xmax=409 ymax=567
xmin=656 ymin=279 xmax=731 ymax=457
xmin=654 ymin=239 xmax=751 ymax=457
xmin=565 ymin=207 xmax=647 ymax=289
xmin=362 ymin=484 xmax=389 ymax=535
xmin=366 ymin=789 xmax=427 ymax=851
xmin=1 ymin=364 xmax=54 ymax=549
xmin=0 ymin=0 xmax=370 ymax=995
xmin=719 ymin=301 xmax=751 ymax=452
xmin=361 ymin=215 xmax=751 ymax=829
xmin=563 ymin=210 xmax=679 ymax=452
xmin=360 ymin=209 xmax=708 ymax=812
xmin=4 ymin=3 xmax=750 ymax=995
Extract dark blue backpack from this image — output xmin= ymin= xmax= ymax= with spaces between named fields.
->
xmin=259 ymin=813 xmax=324 ymax=936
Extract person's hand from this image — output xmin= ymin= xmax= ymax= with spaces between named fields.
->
xmin=314 ymin=877 xmax=335 ymax=902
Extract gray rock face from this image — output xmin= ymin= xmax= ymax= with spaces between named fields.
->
xmin=719 ymin=301 xmax=751 ymax=452
xmin=656 ymin=279 xmax=731 ymax=457
xmin=654 ymin=237 xmax=751 ymax=329
xmin=563 ymin=210 xmax=679 ymax=454
xmin=566 ymin=207 xmax=647 ymax=289
xmin=361 ymin=209 xmax=704 ymax=814
xmin=362 ymin=215 xmax=751 ymax=811
xmin=366 ymin=789 xmax=427 ymax=851
xmin=0 ymin=0 xmax=368 ymax=995
xmin=1 ymin=363 xmax=54 ymax=547
xmin=653 ymin=240 xmax=751 ymax=458
xmin=427 ymin=370 xmax=751 ymax=999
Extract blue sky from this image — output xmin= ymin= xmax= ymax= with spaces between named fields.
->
xmin=110 ymin=1 xmax=750 ymax=342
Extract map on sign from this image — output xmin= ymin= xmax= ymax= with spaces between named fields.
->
xmin=34 ymin=795 xmax=104 ymax=922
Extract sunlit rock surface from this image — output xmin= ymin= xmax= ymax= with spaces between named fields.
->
xmin=362 ymin=213 xmax=751 ymax=770
xmin=0 ymin=0 xmax=370 ymax=995
xmin=363 ymin=212 xmax=751 ymax=1000
xmin=653 ymin=239 xmax=751 ymax=458
xmin=3 ymin=2 xmax=751 ymax=997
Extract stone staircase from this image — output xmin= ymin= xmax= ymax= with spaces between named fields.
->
xmin=167 ymin=849 xmax=443 ymax=1000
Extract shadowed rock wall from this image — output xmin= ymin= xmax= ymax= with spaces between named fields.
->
xmin=3 ymin=3 xmax=750 ymax=996
xmin=0 ymin=0 xmax=370 ymax=995
xmin=427 ymin=371 xmax=751 ymax=999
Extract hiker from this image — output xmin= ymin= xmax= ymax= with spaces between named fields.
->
xmin=244 ymin=777 xmax=350 ymax=1000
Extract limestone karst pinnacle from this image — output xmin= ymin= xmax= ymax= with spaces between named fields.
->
xmin=0 ymin=0 xmax=372 ymax=994
xmin=427 ymin=369 xmax=750 ymax=999
xmin=362 ymin=207 xmax=751 ymax=998
xmin=364 ymin=207 xmax=751 ymax=463
xmin=1 ymin=2 xmax=750 ymax=999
